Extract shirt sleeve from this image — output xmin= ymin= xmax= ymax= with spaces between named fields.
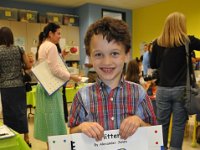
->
xmin=150 ymin=41 xmax=158 ymax=69
xmin=68 ymin=91 xmax=86 ymax=127
xmin=136 ymin=85 xmax=157 ymax=125
xmin=189 ymin=35 xmax=200 ymax=51
xmin=47 ymin=44 xmax=70 ymax=81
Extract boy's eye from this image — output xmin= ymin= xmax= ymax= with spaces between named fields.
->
xmin=94 ymin=53 xmax=103 ymax=58
xmin=111 ymin=52 xmax=120 ymax=57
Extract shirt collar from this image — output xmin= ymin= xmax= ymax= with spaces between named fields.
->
xmin=96 ymin=75 xmax=126 ymax=89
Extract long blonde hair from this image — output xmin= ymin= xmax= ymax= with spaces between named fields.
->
xmin=157 ymin=12 xmax=190 ymax=47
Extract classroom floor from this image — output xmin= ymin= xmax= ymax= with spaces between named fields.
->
xmin=1 ymin=105 xmax=200 ymax=150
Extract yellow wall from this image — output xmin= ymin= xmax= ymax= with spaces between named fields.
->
xmin=132 ymin=0 xmax=200 ymax=58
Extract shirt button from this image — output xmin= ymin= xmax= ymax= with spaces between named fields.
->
xmin=111 ymin=117 xmax=114 ymax=120
xmin=110 ymin=98 xmax=113 ymax=101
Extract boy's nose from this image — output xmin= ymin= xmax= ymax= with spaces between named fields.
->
xmin=102 ymin=56 xmax=112 ymax=65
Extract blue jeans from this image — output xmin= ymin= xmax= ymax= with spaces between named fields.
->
xmin=156 ymin=86 xmax=187 ymax=150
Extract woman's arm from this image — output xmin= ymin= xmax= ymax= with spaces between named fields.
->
xmin=22 ymin=52 xmax=32 ymax=70
xmin=48 ymin=45 xmax=71 ymax=80
xmin=150 ymin=43 xmax=158 ymax=69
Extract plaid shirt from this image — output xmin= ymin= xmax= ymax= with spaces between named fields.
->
xmin=68 ymin=77 xmax=157 ymax=130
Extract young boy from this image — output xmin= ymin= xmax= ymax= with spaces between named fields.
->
xmin=68 ymin=17 xmax=157 ymax=141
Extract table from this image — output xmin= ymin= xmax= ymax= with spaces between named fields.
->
xmin=26 ymin=85 xmax=37 ymax=107
xmin=65 ymin=83 xmax=86 ymax=103
xmin=26 ymin=83 xmax=87 ymax=107
xmin=0 ymin=123 xmax=30 ymax=150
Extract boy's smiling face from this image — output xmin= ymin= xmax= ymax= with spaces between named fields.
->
xmin=90 ymin=34 xmax=129 ymax=88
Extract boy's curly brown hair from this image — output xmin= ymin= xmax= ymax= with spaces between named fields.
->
xmin=84 ymin=17 xmax=131 ymax=56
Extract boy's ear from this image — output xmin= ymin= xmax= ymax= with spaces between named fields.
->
xmin=125 ymin=51 xmax=130 ymax=63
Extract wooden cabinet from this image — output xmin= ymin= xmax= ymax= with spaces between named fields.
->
xmin=10 ymin=21 xmax=27 ymax=50
xmin=0 ymin=20 xmax=39 ymax=51
xmin=0 ymin=20 xmax=80 ymax=60
xmin=26 ymin=23 xmax=41 ymax=51
xmin=40 ymin=23 xmax=47 ymax=32
xmin=65 ymin=26 xmax=80 ymax=47
xmin=61 ymin=25 xmax=80 ymax=61
xmin=0 ymin=20 xmax=80 ymax=71
xmin=0 ymin=20 xmax=10 ymax=27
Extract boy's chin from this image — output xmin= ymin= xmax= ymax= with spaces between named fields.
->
xmin=99 ymin=74 xmax=118 ymax=81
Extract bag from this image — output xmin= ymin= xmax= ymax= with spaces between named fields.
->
xmin=184 ymin=43 xmax=200 ymax=115
xmin=25 ymin=82 xmax=32 ymax=92
xmin=18 ymin=46 xmax=32 ymax=92
xmin=184 ymin=86 xmax=200 ymax=115
xmin=23 ymin=71 xmax=32 ymax=92
xmin=23 ymin=71 xmax=32 ymax=83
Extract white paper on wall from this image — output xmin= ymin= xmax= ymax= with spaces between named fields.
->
xmin=15 ymin=37 xmax=25 ymax=50
xmin=59 ymin=38 xmax=66 ymax=50
xmin=30 ymin=47 xmax=37 ymax=55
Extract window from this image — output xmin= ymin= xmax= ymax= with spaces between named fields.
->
xmin=102 ymin=9 xmax=126 ymax=21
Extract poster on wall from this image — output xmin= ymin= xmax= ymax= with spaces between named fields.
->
xmin=59 ymin=38 xmax=66 ymax=50
xmin=102 ymin=9 xmax=126 ymax=21
xmin=31 ymin=47 xmax=37 ymax=55
xmin=15 ymin=37 xmax=25 ymax=50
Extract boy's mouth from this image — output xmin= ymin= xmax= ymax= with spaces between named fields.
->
xmin=100 ymin=67 xmax=115 ymax=73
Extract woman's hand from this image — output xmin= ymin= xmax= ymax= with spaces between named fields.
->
xmin=70 ymin=75 xmax=82 ymax=82
xmin=61 ymin=49 xmax=70 ymax=57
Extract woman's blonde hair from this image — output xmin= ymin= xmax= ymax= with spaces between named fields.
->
xmin=157 ymin=12 xmax=190 ymax=47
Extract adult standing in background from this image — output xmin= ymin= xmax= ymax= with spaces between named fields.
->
xmin=150 ymin=12 xmax=200 ymax=150
xmin=0 ymin=27 xmax=32 ymax=146
xmin=34 ymin=23 xmax=81 ymax=148
xmin=142 ymin=43 xmax=150 ymax=77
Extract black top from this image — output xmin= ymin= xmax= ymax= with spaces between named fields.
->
xmin=150 ymin=36 xmax=200 ymax=87
xmin=0 ymin=45 xmax=24 ymax=88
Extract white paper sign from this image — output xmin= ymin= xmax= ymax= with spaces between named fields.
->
xmin=48 ymin=125 xmax=163 ymax=150
xmin=0 ymin=125 xmax=15 ymax=139
xmin=31 ymin=56 xmax=69 ymax=95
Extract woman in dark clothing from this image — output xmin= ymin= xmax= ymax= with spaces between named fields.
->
xmin=0 ymin=27 xmax=32 ymax=146
xmin=150 ymin=12 xmax=200 ymax=150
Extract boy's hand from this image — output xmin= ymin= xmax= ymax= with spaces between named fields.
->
xmin=79 ymin=122 xmax=104 ymax=141
xmin=119 ymin=115 xmax=142 ymax=140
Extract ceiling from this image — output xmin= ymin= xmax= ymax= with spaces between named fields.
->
xmin=17 ymin=0 xmax=167 ymax=10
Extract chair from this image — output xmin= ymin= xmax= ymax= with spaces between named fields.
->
xmin=168 ymin=114 xmax=199 ymax=147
